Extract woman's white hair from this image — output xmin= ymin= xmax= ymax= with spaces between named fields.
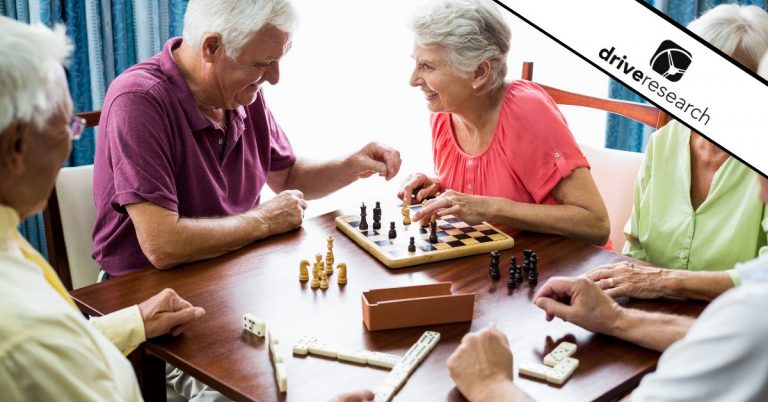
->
xmin=688 ymin=4 xmax=768 ymax=69
xmin=410 ymin=0 xmax=510 ymax=93
xmin=0 ymin=17 xmax=72 ymax=134
xmin=183 ymin=0 xmax=298 ymax=59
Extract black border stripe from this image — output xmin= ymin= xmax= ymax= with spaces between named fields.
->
xmin=492 ymin=0 xmax=767 ymax=178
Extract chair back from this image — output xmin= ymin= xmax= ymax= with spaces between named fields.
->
xmin=43 ymin=111 xmax=100 ymax=290
xmin=521 ymin=62 xmax=658 ymax=249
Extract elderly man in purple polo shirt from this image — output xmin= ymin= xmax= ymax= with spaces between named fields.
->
xmin=92 ymin=0 xmax=401 ymax=281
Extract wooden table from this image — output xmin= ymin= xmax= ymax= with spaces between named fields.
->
xmin=71 ymin=210 xmax=707 ymax=402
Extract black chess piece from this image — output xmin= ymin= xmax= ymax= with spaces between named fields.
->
xmin=359 ymin=203 xmax=368 ymax=230
xmin=388 ymin=221 xmax=397 ymax=239
xmin=373 ymin=201 xmax=382 ymax=230
xmin=429 ymin=220 xmax=438 ymax=243
xmin=514 ymin=265 xmax=523 ymax=284
xmin=506 ymin=256 xmax=517 ymax=288
xmin=528 ymin=257 xmax=538 ymax=285
xmin=489 ymin=251 xmax=501 ymax=280
xmin=408 ymin=236 xmax=416 ymax=253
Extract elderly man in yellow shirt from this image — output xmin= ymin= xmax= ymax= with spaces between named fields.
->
xmin=0 ymin=17 xmax=206 ymax=401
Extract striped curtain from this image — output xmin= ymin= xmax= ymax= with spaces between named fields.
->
xmin=605 ymin=0 xmax=768 ymax=152
xmin=2 ymin=0 xmax=189 ymax=256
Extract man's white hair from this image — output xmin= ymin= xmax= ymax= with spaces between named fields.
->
xmin=182 ymin=0 xmax=298 ymax=59
xmin=410 ymin=0 xmax=511 ymax=94
xmin=0 ymin=17 xmax=72 ymax=134
xmin=688 ymin=4 xmax=768 ymax=69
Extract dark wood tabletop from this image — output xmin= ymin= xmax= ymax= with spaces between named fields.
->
xmin=71 ymin=210 xmax=708 ymax=402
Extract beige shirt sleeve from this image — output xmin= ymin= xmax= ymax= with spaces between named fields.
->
xmin=89 ymin=305 xmax=147 ymax=356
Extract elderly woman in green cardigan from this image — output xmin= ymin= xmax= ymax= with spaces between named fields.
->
xmin=588 ymin=4 xmax=768 ymax=301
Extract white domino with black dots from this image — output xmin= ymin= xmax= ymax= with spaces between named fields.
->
xmin=373 ymin=331 xmax=441 ymax=402
xmin=292 ymin=337 xmax=401 ymax=368
xmin=242 ymin=313 xmax=287 ymax=393
xmin=242 ymin=313 xmax=266 ymax=337
xmin=518 ymin=342 xmax=579 ymax=385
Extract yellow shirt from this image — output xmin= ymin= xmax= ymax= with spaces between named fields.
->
xmin=0 ymin=205 xmax=144 ymax=401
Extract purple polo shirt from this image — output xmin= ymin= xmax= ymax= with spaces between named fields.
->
xmin=92 ymin=38 xmax=296 ymax=276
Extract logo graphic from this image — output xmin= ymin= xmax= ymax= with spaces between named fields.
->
xmin=650 ymin=40 xmax=692 ymax=82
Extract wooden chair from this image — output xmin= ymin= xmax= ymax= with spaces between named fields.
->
xmin=520 ymin=62 xmax=670 ymax=250
xmin=43 ymin=110 xmax=101 ymax=290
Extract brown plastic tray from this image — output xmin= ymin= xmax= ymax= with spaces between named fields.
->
xmin=361 ymin=282 xmax=475 ymax=331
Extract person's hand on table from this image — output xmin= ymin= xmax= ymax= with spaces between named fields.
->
xmin=586 ymin=261 xmax=667 ymax=299
xmin=329 ymin=390 xmax=374 ymax=402
xmin=533 ymin=276 xmax=624 ymax=336
xmin=448 ymin=325 xmax=532 ymax=402
xmin=398 ymin=172 xmax=440 ymax=205
xmin=347 ymin=142 xmax=401 ymax=181
xmin=138 ymin=288 xmax=206 ymax=338
xmin=257 ymin=189 xmax=307 ymax=233
xmin=412 ymin=190 xmax=492 ymax=225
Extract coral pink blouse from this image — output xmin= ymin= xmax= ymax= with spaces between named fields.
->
xmin=432 ymin=80 xmax=589 ymax=205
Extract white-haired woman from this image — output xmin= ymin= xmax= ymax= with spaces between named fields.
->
xmin=589 ymin=4 xmax=768 ymax=301
xmin=399 ymin=0 xmax=610 ymax=246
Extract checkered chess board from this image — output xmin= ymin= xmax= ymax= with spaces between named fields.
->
xmin=335 ymin=204 xmax=515 ymax=269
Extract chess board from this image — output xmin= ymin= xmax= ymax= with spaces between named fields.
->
xmin=335 ymin=204 xmax=515 ymax=269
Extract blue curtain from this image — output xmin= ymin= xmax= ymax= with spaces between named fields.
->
xmin=605 ymin=0 xmax=768 ymax=151
xmin=3 ymin=0 xmax=189 ymax=256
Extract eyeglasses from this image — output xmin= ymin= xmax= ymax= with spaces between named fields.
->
xmin=69 ymin=116 xmax=86 ymax=141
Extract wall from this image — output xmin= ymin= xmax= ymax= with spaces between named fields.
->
xmin=263 ymin=1 xmax=610 ymax=216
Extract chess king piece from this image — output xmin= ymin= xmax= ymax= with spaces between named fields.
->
xmin=403 ymin=208 xmax=412 ymax=225
xmin=429 ymin=218 xmax=438 ymax=243
xmin=337 ymin=263 xmax=347 ymax=285
xmin=408 ymin=236 xmax=416 ymax=253
xmin=320 ymin=270 xmax=329 ymax=289
xmin=359 ymin=202 xmax=369 ymax=231
xmin=299 ymin=259 xmax=310 ymax=281
xmin=388 ymin=221 xmax=397 ymax=239
xmin=373 ymin=201 xmax=382 ymax=230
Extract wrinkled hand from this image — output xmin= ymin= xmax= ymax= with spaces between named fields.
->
xmin=138 ymin=288 xmax=206 ymax=338
xmin=348 ymin=142 xmax=401 ymax=181
xmin=397 ymin=173 xmax=440 ymax=205
xmin=586 ymin=261 xmax=667 ymax=299
xmin=257 ymin=190 xmax=307 ymax=234
xmin=447 ymin=325 xmax=514 ymax=402
xmin=533 ymin=276 xmax=623 ymax=336
xmin=329 ymin=390 xmax=374 ymax=402
xmin=412 ymin=190 xmax=492 ymax=225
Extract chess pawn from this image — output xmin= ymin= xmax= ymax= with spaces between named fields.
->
xmin=429 ymin=219 xmax=438 ymax=243
xmin=388 ymin=221 xmax=397 ymax=239
xmin=408 ymin=236 xmax=416 ymax=253
xmin=315 ymin=253 xmax=324 ymax=274
xmin=337 ymin=263 xmax=347 ymax=285
xmin=299 ymin=259 xmax=310 ymax=281
xmin=320 ymin=270 xmax=329 ymax=289
xmin=403 ymin=208 xmax=412 ymax=225
xmin=310 ymin=268 xmax=320 ymax=289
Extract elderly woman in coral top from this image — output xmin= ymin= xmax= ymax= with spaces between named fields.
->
xmin=399 ymin=0 xmax=609 ymax=246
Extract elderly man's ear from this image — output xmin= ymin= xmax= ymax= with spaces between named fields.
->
xmin=201 ymin=34 xmax=223 ymax=63
xmin=0 ymin=120 xmax=28 ymax=174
